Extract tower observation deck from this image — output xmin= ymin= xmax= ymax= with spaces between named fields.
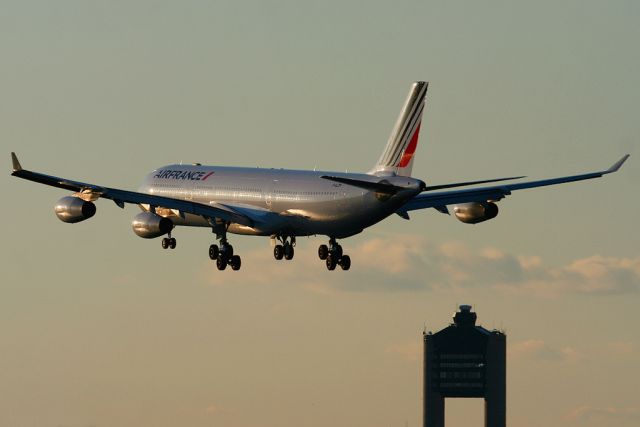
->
xmin=423 ymin=305 xmax=506 ymax=427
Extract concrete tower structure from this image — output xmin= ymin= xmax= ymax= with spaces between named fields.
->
xmin=423 ymin=305 xmax=506 ymax=427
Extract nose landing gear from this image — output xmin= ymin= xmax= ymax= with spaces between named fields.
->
xmin=161 ymin=231 xmax=176 ymax=249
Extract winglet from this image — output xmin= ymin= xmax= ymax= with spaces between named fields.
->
xmin=605 ymin=154 xmax=630 ymax=174
xmin=11 ymin=152 xmax=22 ymax=172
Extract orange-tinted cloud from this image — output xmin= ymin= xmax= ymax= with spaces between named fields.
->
xmin=509 ymin=339 xmax=583 ymax=363
xmin=567 ymin=405 xmax=640 ymax=423
xmin=199 ymin=235 xmax=640 ymax=297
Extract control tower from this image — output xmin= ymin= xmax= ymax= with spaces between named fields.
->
xmin=423 ymin=305 xmax=506 ymax=427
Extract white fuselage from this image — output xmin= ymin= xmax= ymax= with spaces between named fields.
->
xmin=138 ymin=164 xmax=423 ymax=238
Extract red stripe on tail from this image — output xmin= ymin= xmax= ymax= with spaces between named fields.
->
xmin=397 ymin=123 xmax=421 ymax=168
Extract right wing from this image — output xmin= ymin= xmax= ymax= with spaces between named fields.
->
xmin=10 ymin=153 xmax=254 ymax=226
xmin=400 ymin=155 xmax=630 ymax=212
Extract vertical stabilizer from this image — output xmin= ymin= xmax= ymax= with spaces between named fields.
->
xmin=370 ymin=81 xmax=428 ymax=177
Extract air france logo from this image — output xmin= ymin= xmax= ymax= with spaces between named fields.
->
xmin=154 ymin=169 xmax=214 ymax=181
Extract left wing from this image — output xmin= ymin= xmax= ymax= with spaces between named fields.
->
xmin=10 ymin=152 xmax=254 ymax=226
xmin=399 ymin=155 xmax=630 ymax=212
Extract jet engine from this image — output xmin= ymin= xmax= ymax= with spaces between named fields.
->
xmin=132 ymin=212 xmax=173 ymax=238
xmin=54 ymin=196 xmax=97 ymax=223
xmin=453 ymin=202 xmax=499 ymax=224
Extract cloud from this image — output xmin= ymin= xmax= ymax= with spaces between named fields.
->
xmin=205 ymin=404 xmax=219 ymax=414
xmin=356 ymin=237 xmax=425 ymax=274
xmin=507 ymin=255 xmax=640 ymax=297
xmin=386 ymin=341 xmax=422 ymax=362
xmin=199 ymin=235 xmax=640 ymax=297
xmin=607 ymin=340 xmax=635 ymax=356
xmin=509 ymin=339 xmax=583 ymax=363
xmin=199 ymin=236 xmax=430 ymax=293
xmin=568 ymin=405 xmax=640 ymax=423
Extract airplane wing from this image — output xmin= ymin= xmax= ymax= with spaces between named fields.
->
xmin=399 ymin=155 xmax=630 ymax=213
xmin=10 ymin=153 xmax=254 ymax=226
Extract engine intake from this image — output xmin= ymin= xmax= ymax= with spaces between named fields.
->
xmin=54 ymin=196 xmax=96 ymax=223
xmin=132 ymin=212 xmax=173 ymax=238
xmin=453 ymin=202 xmax=499 ymax=224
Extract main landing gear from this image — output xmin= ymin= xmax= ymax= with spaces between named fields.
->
xmin=161 ymin=231 xmax=176 ymax=249
xmin=318 ymin=238 xmax=350 ymax=271
xmin=273 ymin=236 xmax=296 ymax=261
xmin=208 ymin=222 xmax=241 ymax=271
xmin=209 ymin=239 xmax=241 ymax=271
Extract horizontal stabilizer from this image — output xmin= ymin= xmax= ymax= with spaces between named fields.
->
xmin=421 ymin=176 xmax=525 ymax=192
xmin=321 ymin=175 xmax=404 ymax=195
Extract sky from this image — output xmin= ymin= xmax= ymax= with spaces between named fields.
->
xmin=1 ymin=1 xmax=639 ymax=426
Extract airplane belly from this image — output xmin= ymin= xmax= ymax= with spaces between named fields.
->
xmin=275 ymin=192 xmax=385 ymax=238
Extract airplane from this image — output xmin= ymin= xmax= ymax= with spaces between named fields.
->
xmin=10 ymin=81 xmax=629 ymax=271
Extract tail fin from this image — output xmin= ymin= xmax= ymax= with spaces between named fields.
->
xmin=370 ymin=81 xmax=428 ymax=177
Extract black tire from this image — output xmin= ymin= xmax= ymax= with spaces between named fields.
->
xmin=318 ymin=244 xmax=328 ymax=260
xmin=284 ymin=243 xmax=294 ymax=260
xmin=161 ymin=238 xmax=169 ymax=249
xmin=230 ymin=255 xmax=241 ymax=271
xmin=209 ymin=244 xmax=219 ymax=260
xmin=222 ymin=244 xmax=234 ymax=259
xmin=326 ymin=255 xmax=337 ymax=271
xmin=216 ymin=255 xmax=227 ymax=270
xmin=339 ymin=255 xmax=351 ymax=271
xmin=333 ymin=244 xmax=343 ymax=260
xmin=169 ymin=238 xmax=176 ymax=249
xmin=274 ymin=244 xmax=284 ymax=260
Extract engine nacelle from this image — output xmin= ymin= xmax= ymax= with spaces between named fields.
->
xmin=453 ymin=202 xmax=499 ymax=224
xmin=132 ymin=212 xmax=173 ymax=239
xmin=54 ymin=196 xmax=96 ymax=223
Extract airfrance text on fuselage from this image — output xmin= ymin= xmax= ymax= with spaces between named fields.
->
xmin=154 ymin=170 xmax=214 ymax=181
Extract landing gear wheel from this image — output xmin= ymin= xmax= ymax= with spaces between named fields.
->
xmin=318 ymin=244 xmax=328 ymax=260
xmin=169 ymin=238 xmax=176 ymax=249
xmin=333 ymin=244 xmax=343 ymax=260
xmin=162 ymin=238 xmax=170 ymax=249
xmin=230 ymin=255 xmax=242 ymax=271
xmin=274 ymin=244 xmax=284 ymax=260
xmin=222 ymin=244 xmax=234 ymax=259
xmin=326 ymin=255 xmax=337 ymax=271
xmin=209 ymin=244 xmax=219 ymax=260
xmin=216 ymin=255 xmax=227 ymax=270
xmin=284 ymin=243 xmax=294 ymax=260
xmin=339 ymin=255 xmax=351 ymax=271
